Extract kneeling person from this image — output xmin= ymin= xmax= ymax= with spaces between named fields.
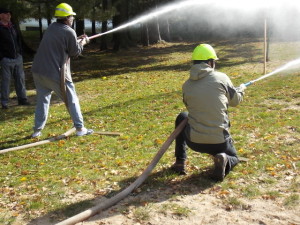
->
xmin=171 ymin=44 xmax=246 ymax=181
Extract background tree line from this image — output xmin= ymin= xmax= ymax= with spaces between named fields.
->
xmin=1 ymin=0 xmax=179 ymax=51
xmin=1 ymin=0 xmax=300 ymax=53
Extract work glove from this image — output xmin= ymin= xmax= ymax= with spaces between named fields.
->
xmin=237 ymin=83 xmax=247 ymax=92
xmin=77 ymin=35 xmax=90 ymax=46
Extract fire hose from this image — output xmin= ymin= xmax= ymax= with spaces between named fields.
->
xmin=0 ymin=128 xmax=76 ymax=154
xmin=56 ymin=118 xmax=188 ymax=225
xmin=0 ymin=130 xmax=121 ymax=154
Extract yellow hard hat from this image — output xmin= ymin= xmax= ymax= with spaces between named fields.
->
xmin=54 ymin=3 xmax=76 ymax=17
xmin=192 ymin=44 xmax=218 ymax=61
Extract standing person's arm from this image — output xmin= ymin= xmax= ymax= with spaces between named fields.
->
xmin=66 ymin=28 xmax=83 ymax=57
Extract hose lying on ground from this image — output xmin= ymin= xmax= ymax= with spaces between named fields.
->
xmin=94 ymin=131 xmax=122 ymax=136
xmin=0 ymin=128 xmax=76 ymax=154
xmin=56 ymin=118 xmax=188 ymax=225
xmin=0 ymin=130 xmax=122 ymax=154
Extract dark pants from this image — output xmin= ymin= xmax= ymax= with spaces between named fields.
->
xmin=175 ymin=112 xmax=239 ymax=173
xmin=0 ymin=55 xmax=27 ymax=105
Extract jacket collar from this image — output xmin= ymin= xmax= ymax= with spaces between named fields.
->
xmin=189 ymin=63 xmax=214 ymax=81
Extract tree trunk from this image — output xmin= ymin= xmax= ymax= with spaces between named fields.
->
xmin=76 ymin=19 xmax=85 ymax=36
xmin=45 ymin=0 xmax=52 ymax=26
xmin=147 ymin=20 xmax=160 ymax=44
xmin=38 ymin=18 xmax=43 ymax=40
xmin=100 ymin=0 xmax=108 ymax=50
xmin=91 ymin=19 xmax=96 ymax=44
xmin=140 ymin=0 xmax=161 ymax=45
xmin=92 ymin=20 xmax=96 ymax=35
xmin=141 ymin=23 xmax=149 ymax=46
xmin=91 ymin=4 xmax=96 ymax=36
xmin=112 ymin=0 xmax=130 ymax=51
xmin=159 ymin=18 xmax=171 ymax=42
xmin=112 ymin=15 xmax=121 ymax=51
xmin=38 ymin=4 xmax=43 ymax=40
xmin=100 ymin=20 xmax=108 ymax=50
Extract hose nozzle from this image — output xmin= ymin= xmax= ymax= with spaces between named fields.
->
xmin=244 ymin=81 xmax=253 ymax=87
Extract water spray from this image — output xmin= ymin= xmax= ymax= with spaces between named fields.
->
xmin=243 ymin=57 xmax=300 ymax=87
xmin=87 ymin=0 xmax=298 ymax=41
xmin=88 ymin=0 xmax=207 ymax=40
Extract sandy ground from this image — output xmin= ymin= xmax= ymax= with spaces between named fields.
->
xmin=80 ymin=188 xmax=300 ymax=225
xmin=26 ymin=171 xmax=300 ymax=225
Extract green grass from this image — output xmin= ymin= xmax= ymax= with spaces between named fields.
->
xmin=133 ymin=204 xmax=152 ymax=221
xmin=0 ymin=39 xmax=300 ymax=223
xmin=284 ymin=194 xmax=300 ymax=208
xmin=160 ymin=202 xmax=192 ymax=217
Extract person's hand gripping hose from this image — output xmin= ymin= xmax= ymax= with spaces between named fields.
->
xmin=237 ymin=83 xmax=247 ymax=93
xmin=77 ymin=34 xmax=90 ymax=46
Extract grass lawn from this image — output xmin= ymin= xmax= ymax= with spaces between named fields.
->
xmin=0 ymin=38 xmax=299 ymax=224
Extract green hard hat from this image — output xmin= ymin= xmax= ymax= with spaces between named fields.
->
xmin=192 ymin=44 xmax=218 ymax=60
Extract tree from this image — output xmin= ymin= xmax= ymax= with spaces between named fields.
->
xmin=100 ymin=0 xmax=109 ymax=50
xmin=138 ymin=0 xmax=168 ymax=46
xmin=22 ymin=0 xmax=57 ymax=40
xmin=111 ymin=0 xmax=131 ymax=51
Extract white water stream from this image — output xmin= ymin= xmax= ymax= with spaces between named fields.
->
xmin=89 ymin=0 xmax=299 ymax=39
xmin=245 ymin=58 xmax=300 ymax=86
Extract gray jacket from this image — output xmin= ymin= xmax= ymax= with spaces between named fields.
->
xmin=183 ymin=63 xmax=244 ymax=144
xmin=31 ymin=22 xmax=83 ymax=82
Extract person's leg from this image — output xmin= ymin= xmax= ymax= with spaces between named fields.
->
xmin=171 ymin=112 xmax=188 ymax=174
xmin=13 ymin=55 xmax=28 ymax=104
xmin=0 ymin=58 xmax=12 ymax=107
xmin=53 ymin=80 xmax=93 ymax=136
xmin=32 ymin=74 xmax=52 ymax=132
xmin=186 ymin=138 xmax=239 ymax=181
xmin=65 ymin=81 xmax=84 ymax=129
xmin=222 ymin=138 xmax=239 ymax=173
xmin=174 ymin=112 xmax=189 ymax=160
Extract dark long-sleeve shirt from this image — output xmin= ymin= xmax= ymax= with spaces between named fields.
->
xmin=0 ymin=22 xmax=22 ymax=60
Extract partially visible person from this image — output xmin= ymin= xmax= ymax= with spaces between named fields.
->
xmin=31 ymin=3 xmax=93 ymax=138
xmin=171 ymin=44 xmax=246 ymax=181
xmin=0 ymin=7 xmax=30 ymax=109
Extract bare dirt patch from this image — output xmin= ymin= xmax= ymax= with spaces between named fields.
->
xmin=26 ymin=170 xmax=300 ymax=225
xmin=82 ymin=183 xmax=300 ymax=225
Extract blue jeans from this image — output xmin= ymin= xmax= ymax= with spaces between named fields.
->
xmin=32 ymin=73 xmax=84 ymax=131
xmin=175 ymin=112 xmax=239 ymax=173
xmin=0 ymin=55 xmax=27 ymax=105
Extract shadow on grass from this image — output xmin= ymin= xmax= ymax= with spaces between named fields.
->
xmin=70 ymin=39 xmax=263 ymax=83
xmin=0 ymin=90 xmax=62 ymax=125
xmin=28 ymin=166 xmax=218 ymax=224
xmin=21 ymin=39 xmax=263 ymax=91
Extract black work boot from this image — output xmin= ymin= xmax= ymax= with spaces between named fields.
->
xmin=211 ymin=153 xmax=228 ymax=182
xmin=18 ymin=99 xmax=31 ymax=105
xmin=170 ymin=159 xmax=186 ymax=175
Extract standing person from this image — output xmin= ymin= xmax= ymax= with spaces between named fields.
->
xmin=171 ymin=44 xmax=246 ymax=181
xmin=31 ymin=3 xmax=93 ymax=138
xmin=0 ymin=7 xmax=30 ymax=109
